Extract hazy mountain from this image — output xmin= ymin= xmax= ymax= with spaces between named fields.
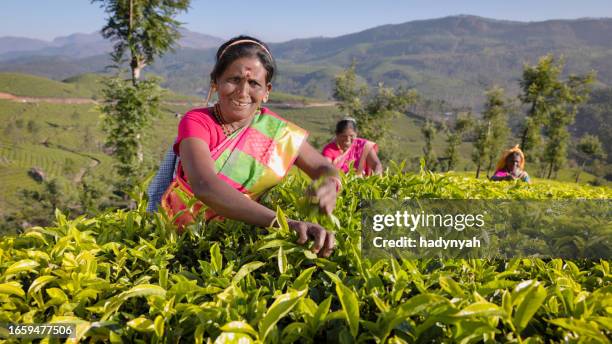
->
xmin=0 ymin=29 xmax=224 ymax=61
xmin=2 ymin=15 xmax=612 ymax=108
xmin=270 ymin=15 xmax=612 ymax=106
xmin=0 ymin=37 xmax=51 ymax=55
xmin=177 ymin=29 xmax=224 ymax=49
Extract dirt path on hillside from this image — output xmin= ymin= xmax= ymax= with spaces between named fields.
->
xmin=40 ymin=140 xmax=102 ymax=183
xmin=73 ymin=158 xmax=101 ymax=183
xmin=0 ymin=91 xmax=337 ymax=108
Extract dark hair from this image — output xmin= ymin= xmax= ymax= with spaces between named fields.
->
xmin=210 ymin=35 xmax=276 ymax=84
xmin=335 ymin=118 xmax=358 ymax=134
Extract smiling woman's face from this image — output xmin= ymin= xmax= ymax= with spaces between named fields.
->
xmin=336 ymin=128 xmax=357 ymax=151
xmin=215 ymin=56 xmax=271 ymax=123
xmin=506 ymin=154 xmax=522 ymax=172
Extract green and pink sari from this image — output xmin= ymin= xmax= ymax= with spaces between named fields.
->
xmin=161 ymin=108 xmax=307 ymax=230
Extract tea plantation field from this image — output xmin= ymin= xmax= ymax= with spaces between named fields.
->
xmin=0 ymin=71 xmax=604 ymax=221
xmin=0 ymin=71 xmax=469 ymax=218
xmin=0 ymin=170 xmax=610 ymax=342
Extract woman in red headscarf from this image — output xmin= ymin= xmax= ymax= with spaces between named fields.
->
xmin=490 ymin=145 xmax=531 ymax=183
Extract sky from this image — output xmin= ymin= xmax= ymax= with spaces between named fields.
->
xmin=1 ymin=0 xmax=612 ymax=42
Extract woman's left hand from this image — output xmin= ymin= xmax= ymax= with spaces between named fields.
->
xmin=313 ymin=177 xmax=338 ymax=215
xmin=294 ymin=141 xmax=340 ymax=215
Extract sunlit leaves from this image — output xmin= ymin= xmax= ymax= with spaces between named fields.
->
xmin=0 ymin=170 xmax=609 ymax=342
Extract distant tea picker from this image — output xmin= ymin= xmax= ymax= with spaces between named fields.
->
xmin=322 ymin=118 xmax=383 ymax=176
xmin=490 ymin=145 xmax=531 ymax=183
xmin=147 ymin=36 xmax=339 ymax=257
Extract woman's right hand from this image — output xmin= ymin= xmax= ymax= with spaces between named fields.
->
xmin=288 ymin=220 xmax=335 ymax=258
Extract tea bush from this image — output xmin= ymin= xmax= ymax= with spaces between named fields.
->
xmin=0 ymin=166 xmax=610 ymax=343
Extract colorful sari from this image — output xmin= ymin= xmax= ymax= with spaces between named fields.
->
xmin=161 ymin=108 xmax=308 ymax=230
xmin=322 ymin=138 xmax=378 ymax=176
xmin=491 ymin=169 xmax=530 ymax=183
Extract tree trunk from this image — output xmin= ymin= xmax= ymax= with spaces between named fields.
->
xmin=520 ymin=101 xmax=537 ymax=150
xmin=475 ymin=162 xmax=481 ymax=179
xmin=547 ymin=161 xmax=554 ymax=179
xmin=486 ymin=157 xmax=494 ymax=178
xmin=520 ymin=126 xmax=529 ymax=153
xmin=575 ymin=161 xmax=586 ymax=183
xmin=131 ymin=62 xmax=141 ymax=84
xmin=128 ymin=0 xmax=138 ymax=86
xmin=136 ymin=134 xmax=143 ymax=162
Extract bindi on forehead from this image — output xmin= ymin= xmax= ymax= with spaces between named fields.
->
xmin=232 ymin=65 xmax=262 ymax=78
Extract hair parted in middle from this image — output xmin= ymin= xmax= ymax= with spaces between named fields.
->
xmin=335 ymin=117 xmax=358 ymax=134
xmin=210 ymin=35 xmax=276 ymax=85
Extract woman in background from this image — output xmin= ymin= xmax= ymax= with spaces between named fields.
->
xmin=490 ymin=145 xmax=531 ymax=183
xmin=322 ymin=118 xmax=383 ymax=176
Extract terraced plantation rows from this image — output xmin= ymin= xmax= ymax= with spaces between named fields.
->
xmin=0 ymin=97 xmax=183 ymax=216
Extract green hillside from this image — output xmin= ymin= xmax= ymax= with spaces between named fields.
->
xmin=0 ymin=72 xmax=95 ymax=98
xmin=0 ymin=72 xmax=210 ymax=103
xmin=61 ymin=73 xmax=105 ymax=97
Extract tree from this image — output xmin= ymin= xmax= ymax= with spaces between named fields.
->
xmin=481 ymin=87 xmax=510 ymax=176
xmin=575 ymin=134 xmax=606 ymax=183
xmin=92 ymin=0 xmax=190 ymax=84
xmin=100 ymin=77 xmax=162 ymax=185
xmin=519 ymin=54 xmax=595 ymax=178
xmin=519 ymin=55 xmax=564 ymax=161
xmin=333 ymin=63 xmax=418 ymax=147
xmin=421 ymin=120 xmax=437 ymax=171
xmin=471 ymin=120 xmax=490 ymax=179
xmin=444 ymin=113 xmax=473 ymax=171
xmin=540 ymin=74 xmax=594 ymax=179
xmin=93 ymin=0 xmax=190 ymax=191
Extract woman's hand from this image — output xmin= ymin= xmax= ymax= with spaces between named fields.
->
xmin=294 ymin=141 xmax=340 ymax=215
xmin=288 ymin=220 xmax=335 ymax=258
xmin=310 ymin=177 xmax=338 ymax=215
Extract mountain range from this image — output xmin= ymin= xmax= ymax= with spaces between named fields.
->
xmin=2 ymin=15 xmax=612 ymax=109
xmin=0 ymin=28 xmax=223 ymax=59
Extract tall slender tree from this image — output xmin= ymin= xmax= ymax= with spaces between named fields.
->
xmin=421 ymin=120 xmax=437 ymax=171
xmin=481 ymin=87 xmax=510 ymax=176
xmin=444 ymin=113 xmax=473 ymax=171
xmin=542 ymin=73 xmax=594 ymax=178
xmin=471 ymin=120 xmax=490 ymax=179
xmin=519 ymin=54 xmax=595 ymax=178
xmin=518 ymin=55 xmax=563 ymax=161
xmin=92 ymin=0 xmax=190 ymax=190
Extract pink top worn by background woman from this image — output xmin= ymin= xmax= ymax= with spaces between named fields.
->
xmin=322 ymin=138 xmax=378 ymax=176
